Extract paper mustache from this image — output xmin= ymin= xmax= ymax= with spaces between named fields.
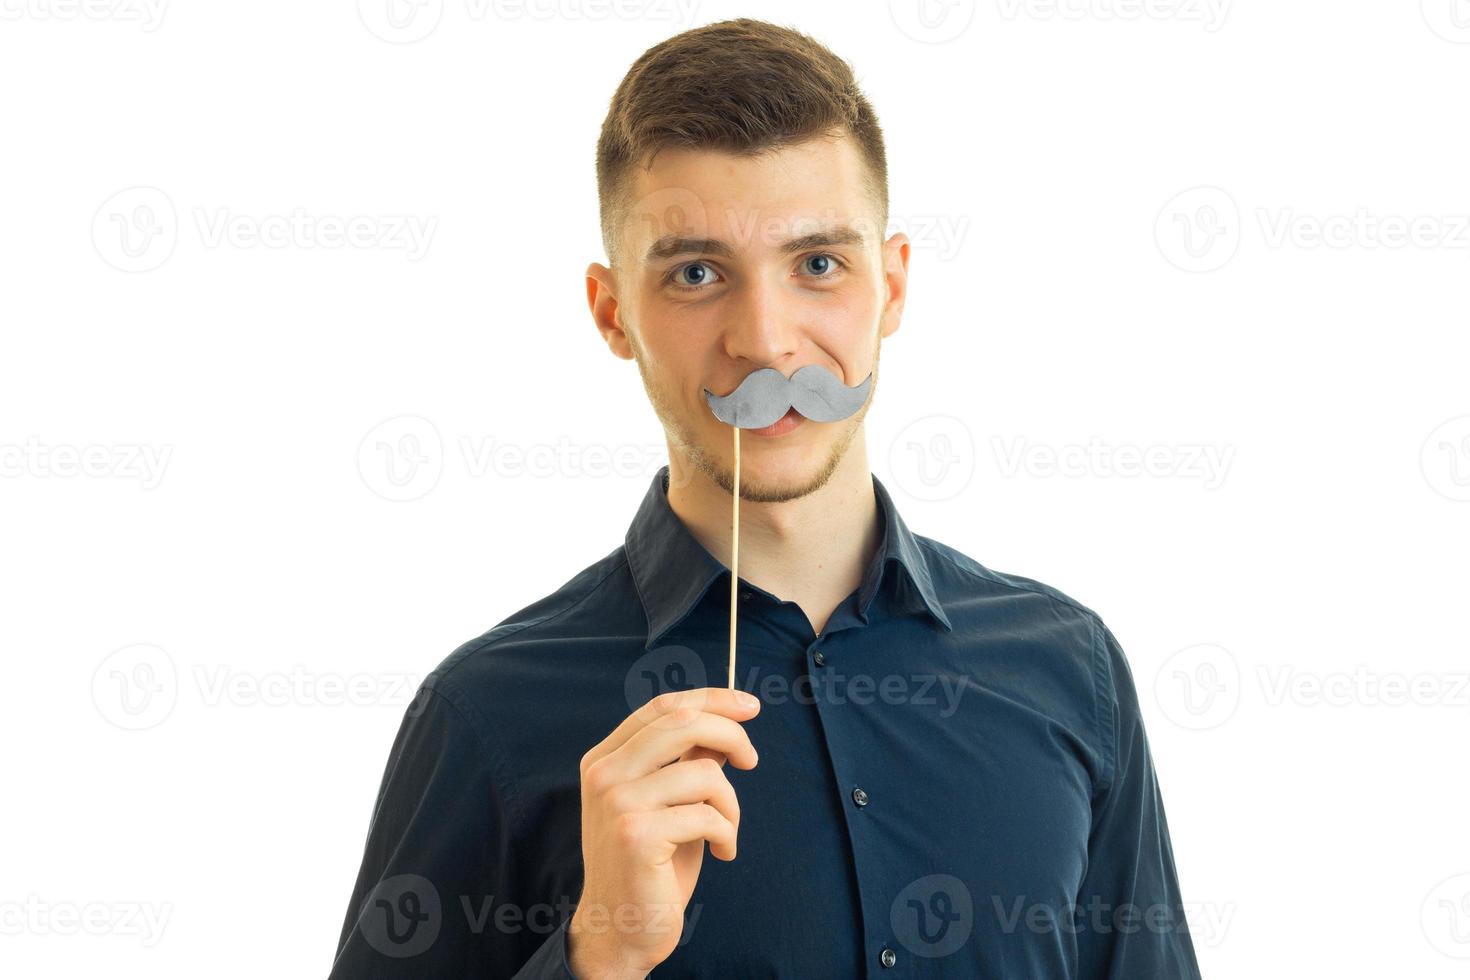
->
xmin=702 ymin=365 xmax=873 ymax=429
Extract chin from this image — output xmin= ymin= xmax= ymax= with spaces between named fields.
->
xmin=724 ymin=433 xmax=848 ymax=503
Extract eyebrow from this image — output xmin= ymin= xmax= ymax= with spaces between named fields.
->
xmin=644 ymin=226 xmax=866 ymax=262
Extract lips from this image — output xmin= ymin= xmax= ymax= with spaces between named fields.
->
xmin=747 ymin=406 xmax=803 ymax=437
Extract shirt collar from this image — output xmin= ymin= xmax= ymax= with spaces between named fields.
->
xmin=625 ymin=465 xmax=953 ymax=650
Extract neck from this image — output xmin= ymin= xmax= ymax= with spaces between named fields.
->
xmin=666 ymin=431 xmax=882 ymax=637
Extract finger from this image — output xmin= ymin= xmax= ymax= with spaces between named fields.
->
xmin=680 ymin=744 xmax=727 ymax=768
xmin=599 ymin=711 xmax=758 ymax=787
xmin=582 ymin=687 xmax=759 ymax=771
xmin=614 ymin=757 xmax=741 ymax=839
xmin=638 ymin=802 xmax=739 ymax=862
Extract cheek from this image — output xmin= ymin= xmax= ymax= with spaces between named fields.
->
xmin=637 ymin=302 xmax=726 ymax=371
xmin=634 ymin=327 xmax=706 ymax=398
xmin=843 ymin=285 xmax=881 ymax=323
xmin=818 ymin=267 xmax=880 ymax=317
xmin=807 ymin=285 xmax=880 ymax=356
xmin=646 ymin=324 xmax=707 ymax=370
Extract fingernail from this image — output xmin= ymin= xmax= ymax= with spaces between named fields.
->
xmin=737 ymin=691 xmax=758 ymax=708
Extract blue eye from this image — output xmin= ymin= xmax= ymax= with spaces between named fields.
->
xmin=802 ymin=253 xmax=848 ymax=280
xmin=663 ymin=253 xmax=847 ymax=293
xmin=675 ymin=262 xmax=714 ymax=287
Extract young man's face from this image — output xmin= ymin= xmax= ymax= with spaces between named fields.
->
xmin=588 ymin=132 xmax=909 ymax=503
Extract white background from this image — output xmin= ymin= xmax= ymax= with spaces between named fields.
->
xmin=2 ymin=1 xmax=1468 ymax=976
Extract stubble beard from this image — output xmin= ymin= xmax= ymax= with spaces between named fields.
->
xmin=625 ymin=323 xmax=880 ymax=504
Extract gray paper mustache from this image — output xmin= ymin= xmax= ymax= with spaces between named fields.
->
xmin=703 ymin=365 xmax=873 ymax=429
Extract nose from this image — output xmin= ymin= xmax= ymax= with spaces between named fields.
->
xmin=720 ymin=275 xmax=802 ymax=372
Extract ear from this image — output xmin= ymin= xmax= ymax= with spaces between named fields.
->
xmin=878 ymin=232 xmax=910 ymax=341
xmin=587 ymin=261 xmax=633 ymax=361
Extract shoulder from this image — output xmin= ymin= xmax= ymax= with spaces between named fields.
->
xmin=428 ymin=544 xmax=636 ymax=693
xmin=912 ymin=532 xmax=1125 ymax=776
xmin=915 ymin=531 xmax=1107 ymax=631
xmin=388 ymin=543 xmax=641 ymax=786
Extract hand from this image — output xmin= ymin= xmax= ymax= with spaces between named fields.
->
xmin=567 ymin=686 xmax=761 ymax=979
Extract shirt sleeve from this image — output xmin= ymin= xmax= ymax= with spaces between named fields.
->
xmin=1074 ymin=620 xmax=1203 ymax=980
xmin=327 ymin=680 xmax=577 ymax=979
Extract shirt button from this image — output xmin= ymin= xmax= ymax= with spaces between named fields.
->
xmin=740 ymin=590 xmax=752 ymax=602
xmin=812 ymin=649 xmax=826 ymax=667
xmin=851 ymin=786 xmax=868 ymax=807
xmin=879 ymin=947 xmax=897 ymax=968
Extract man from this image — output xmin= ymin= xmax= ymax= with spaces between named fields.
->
xmin=329 ymin=17 xmax=1201 ymax=979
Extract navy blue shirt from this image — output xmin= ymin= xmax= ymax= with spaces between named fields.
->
xmin=329 ymin=466 xmax=1201 ymax=978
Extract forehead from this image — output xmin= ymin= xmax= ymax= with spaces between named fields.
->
xmin=621 ymin=135 xmax=876 ymax=260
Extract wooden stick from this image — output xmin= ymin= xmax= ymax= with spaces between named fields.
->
xmin=728 ymin=423 xmax=739 ymax=689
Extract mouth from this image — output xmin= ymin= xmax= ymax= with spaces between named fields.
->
xmin=746 ymin=406 xmax=804 ymax=438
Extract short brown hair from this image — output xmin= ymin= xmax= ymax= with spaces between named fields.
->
xmin=595 ymin=17 xmax=889 ymax=267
